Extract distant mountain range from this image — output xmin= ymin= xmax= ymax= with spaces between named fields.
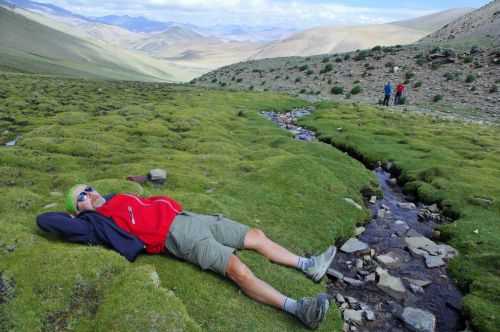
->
xmin=0 ymin=6 xmax=186 ymax=81
xmin=250 ymin=8 xmax=473 ymax=60
xmin=91 ymin=15 xmax=179 ymax=33
xmin=1 ymin=0 xmax=296 ymax=42
xmin=0 ymin=0 xmax=488 ymax=82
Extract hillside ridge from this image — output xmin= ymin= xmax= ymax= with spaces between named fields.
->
xmin=421 ymin=0 xmax=500 ymax=45
xmin=194 ymin=43 xmax=500 ymax=123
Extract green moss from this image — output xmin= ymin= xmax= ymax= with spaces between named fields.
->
xmin=0 ymin=72 xmax=374 ymax=331
xmin=96 ymin=265 xmax=201 ymax=331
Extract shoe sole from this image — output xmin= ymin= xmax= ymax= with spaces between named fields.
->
xmin=313 ymin=246 xmax=337 ymax=282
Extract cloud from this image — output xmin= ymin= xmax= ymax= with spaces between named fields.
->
xmin=37 ymin=0 xmax=438 ymax=28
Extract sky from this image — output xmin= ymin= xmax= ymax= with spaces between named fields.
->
xmin=37 ymin=0 xmax=491 ymax=29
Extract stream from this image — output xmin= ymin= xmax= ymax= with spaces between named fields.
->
xmin=261 ymin=108 xmax=464 ymax=332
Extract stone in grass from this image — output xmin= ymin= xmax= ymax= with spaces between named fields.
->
xmin=343 ymin=309 xmax=363 ymax=324
xmin=344 ymin=277 xmax=364 ymax=287
xmin=439 ymin=244 xmax=459 ymax=259
xmin=327 ymin=268 xmax=344 ymax=280
xmin=148 ymin=169 xmax=167 ymax=183
xmin=425 ymin=255 xmax=445 ymax=268
xmin=341 ymin=238 xmax=369 ymax=253
xmin=400 ymin=307 xmax=436 ymax=332
xmin=365 ymin=273 xmax=376 ymax=282
xmin=364 ymin=310 xmax=376 ymax=321
xmin=398 ymin=202 xmax=416 ymax=209
xmin=6 ymin=244 xmax=16 ymax=252
xmin=410 ymin=284 xmax=425 ymax=294
xmin=428 ymin=204 xmax=439 ymax=213
xmin=404 ymin=278 xmax=431 ymax=288
xmin=369 ymin=196 xmax=377 ymax=204
xmin=405 ymin=237 xmax=441 ymax=256
xmin=406 ymin=229 xmax=423 ymax=237
xmin=376 ymin=252 xmax=399 ymax=266
xmin=354 ymin=227 xmax=365 ymax=236
xmin=376 ymin=267 xmax=406 ymax=300
xmin=344 ymin=198 xmax=363 ymax=210
xmin=388 ymin=178 xmax=398 ymax=186
xmin=346 ymin=296 xmax=358 ymax=306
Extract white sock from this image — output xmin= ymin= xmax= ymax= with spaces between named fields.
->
xmin=283 ymin=297 xmax=298 ymax=315
xmin=297 ymin=256 xmax=314 ymax=271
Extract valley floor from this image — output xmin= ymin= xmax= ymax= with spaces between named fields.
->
xmin=0 ymin=72 xmax=373 ymax=331
xmin=0 ymin=72 xmax=498 ymax=331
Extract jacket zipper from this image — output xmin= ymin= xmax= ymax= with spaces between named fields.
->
xmin=128 ymin=206 xmax=136 ymax=225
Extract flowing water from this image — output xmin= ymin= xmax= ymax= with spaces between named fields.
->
xmin=261 ymin=108 xmax=464 ymax=332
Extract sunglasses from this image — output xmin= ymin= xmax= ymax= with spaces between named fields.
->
xmin=76 ymin=186 xmax=94 ymax=206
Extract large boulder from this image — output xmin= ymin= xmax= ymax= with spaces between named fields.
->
xmin=341 ymin=238 xmax=369 ymax=253
xmin=376 ymin=267 xmax=406 ymax=300
xmin=400 ymin=307 xmax=436 ymax=332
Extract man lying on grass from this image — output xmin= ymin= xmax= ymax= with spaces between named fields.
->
xmin=37 ymin=184 xmax=337 ymax=329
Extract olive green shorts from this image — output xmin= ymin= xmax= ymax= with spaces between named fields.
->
xmin=165 ymin=211 xmax=250 ymax=276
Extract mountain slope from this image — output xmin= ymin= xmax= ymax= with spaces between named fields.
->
xmin=420 ymin=0 xmax=500 ymax=46
xmin=131 ymin=26 xmax=209 ymax=54
xmin=195 ymin=42 xmax=500 ymax=122
xmin=0 ymin=6 xmax=206 ymax=81
xmin=252 ymin=9 xmax=475 ymax=59
xmin=1 ymin=0 xmax=86 ymax=19
xmin=392 ymin=8 xmax=473 ymax=32
xmin=250 ymin=24 xmax=423 ymax=59
xmin=2 ymin=3 xmax=262 ymax=80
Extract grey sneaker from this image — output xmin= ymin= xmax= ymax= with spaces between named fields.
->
xmin=304 ymin=246 xmax=337 ymax=282
xmin=296 ymin=293 xmax=330 ymax=330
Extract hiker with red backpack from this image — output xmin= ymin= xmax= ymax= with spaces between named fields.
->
xmin=37 ymin=184 xmax=336 ymax=329
xmin=394 ymin=83 xmax=406 ymax=105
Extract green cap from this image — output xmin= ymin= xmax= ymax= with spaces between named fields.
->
xmin=65 ymin=184 xmax=81 ymax=214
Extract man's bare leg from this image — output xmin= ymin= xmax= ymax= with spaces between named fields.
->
xmin=243 ymin=228 xmax=337 ymax=283
xmin=225 ymin=254 xmax=330 ymax=329
xmin=226 ymin=254 xmax=286 ymax=309
xmin=243 ymin=228 xmax=300 ymax=267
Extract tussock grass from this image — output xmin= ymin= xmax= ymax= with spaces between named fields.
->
xmin=299 ymin=102 xmax=500 ymax=332
xmin=0 ymin=72 xmax=375 ymax=331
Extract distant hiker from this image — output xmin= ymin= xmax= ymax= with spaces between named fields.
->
xmin=37 ymin=184 xmax=336 ymax=329
xmin=383 ymin=81 xmax=392 ymax=106
xmin=395 ymin=83 xmax=406 ymax=105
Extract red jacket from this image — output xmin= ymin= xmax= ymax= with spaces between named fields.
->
xmin=396 ymin=84 xmax=405 ymax=93
xmin=96 ymin=194 xmax=182 ymax=254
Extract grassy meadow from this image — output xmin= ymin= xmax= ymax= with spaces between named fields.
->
xmin=0 ymin=72 xmax=377 ymax=331
xmin=299 ymin=102 xmax=500 ymax=332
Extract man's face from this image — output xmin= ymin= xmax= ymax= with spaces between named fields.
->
xmin=72 ymin=185 xmax=104 ymax=214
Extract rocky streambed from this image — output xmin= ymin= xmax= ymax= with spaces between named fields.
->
xmin=261 ymin=108 xmax=464 ymax=332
